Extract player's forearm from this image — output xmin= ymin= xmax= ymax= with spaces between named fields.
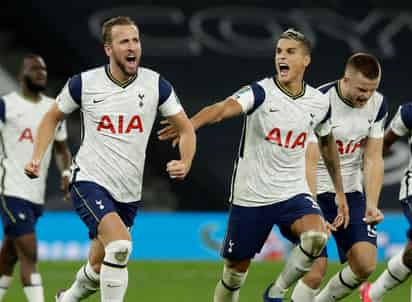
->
xmin=191 ymin=102 xmax=227 ymax=130
xmin=319 ymin=134 xmax=345 ymax=194
xmin=54 ymin=141 xmax=72 ymax=172
xmin=363 ymin=156 xmax=384 ymax=208
xmin=32 ymin=112 xmax=61 ymax=163
xmin=306 ymin=165 xmax=318 ymax=199
xmin=178 ymin=126 xmax=196 ymax=166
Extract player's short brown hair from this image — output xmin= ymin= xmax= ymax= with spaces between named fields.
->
xmin=345 ymin=53 xmax=381 ymax=80
xmin=101 ymin=16 xmax=137 ymax=44
xmin=279 ymin=28 xmax=312 ymax=54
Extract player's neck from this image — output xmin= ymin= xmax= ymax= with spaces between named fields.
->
xmin=20 ymin=87 xmax=41 ymax=103
xmin=275 ymin=76 xmax=304 ymax=96
xmin=108 ymin=63 xmax=134 ymax=84
xmin=337 ymin=79 xmax=354 ymax=107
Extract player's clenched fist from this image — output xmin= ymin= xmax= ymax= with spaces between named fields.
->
xmin=166 ymin=160 xmax=191 ymax=180
xmin=24 ymin=159 xmax=40 ymax=179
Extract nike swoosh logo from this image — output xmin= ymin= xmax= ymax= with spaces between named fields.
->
xmin=107 ymin=284 xmax=121 ymax=288
xmin=93 ymin=99 xmax=105 ymax=104
xmin=269 ymin=109 xmax=279 ymax=112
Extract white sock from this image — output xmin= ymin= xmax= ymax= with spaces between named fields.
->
xmin=315 ymin=265 xmax=363 ymax=302
xmin=369 ymin=251 xmax=411 ymax=302
xmin=100 ymin=240 xmax=132 ymax=302
xmin=23 ymin=273 xmax=44 ymax=302
xmin=269 ymin=245 xmax=314 ymax=298
xmin=213 ymin=266 xmax=248 ymax=302
xmin=0 ymin=275 xmax=12 ymax=301
xmin=61 ymin=262 xmax=99 ymax=302
xmin=291 ymin=279 xmax=319 ymax=302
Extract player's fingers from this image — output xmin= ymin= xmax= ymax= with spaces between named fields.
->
xmin=157 ymin=125 xmax=174 ymax=136
xmin=160 ymin=119 xmax=171 ymax=125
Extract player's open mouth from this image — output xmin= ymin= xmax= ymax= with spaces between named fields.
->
xmin=278 ymin=63 xmax=290 ymax=76
xmin=126 ymin=55 xmax=137 ymax=67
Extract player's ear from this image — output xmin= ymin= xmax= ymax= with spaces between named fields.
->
xmin=104 ymin=43 xmax=112 ymax=57
xmin=303 ymin=54 xmax=311 ymax=67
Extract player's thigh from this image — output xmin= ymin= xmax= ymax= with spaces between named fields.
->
xmin=0 ymin=196 xmax=43 ymax=239
xmin=71 ymin=181 xmax=132 ymax=242
xmin=98 ymin=212 xmax=130 ymax=245
xmin=221 ymin=204 xmax=273 ymax=265
xmin=286 ymin=194 xmax=325 ymax=236
xmin=402 ymin=240 xmax=412 ymax=268
xmin=0 ymin=236 xmax=18 ymax=264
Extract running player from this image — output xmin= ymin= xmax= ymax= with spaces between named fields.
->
xmin=24 ymin=16 xmax=196 ymax=302
xmin=158 ymin=28 xmax=349 ymax=302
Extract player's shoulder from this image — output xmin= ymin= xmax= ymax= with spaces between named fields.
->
xmin=1 ymin=91 xmax=18 ymax=103
xmin=78 ymin=65 xmax=106 ymax=82
xmin=317 ymin=81 xmax=337 ymax=95
xmin=305 ymin=83 xmax=329 ymax=101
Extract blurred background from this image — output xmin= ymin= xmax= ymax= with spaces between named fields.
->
xmin=0 ymin=0 xmax=411 ymax=261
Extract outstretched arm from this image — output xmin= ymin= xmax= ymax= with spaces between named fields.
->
xmin=305 ymin=141 xmax=321 ymax=199
xmin=25 ymin=104 xmax=65 ymax=178
xmin=158 ymin=97 xmax=243 ymax=144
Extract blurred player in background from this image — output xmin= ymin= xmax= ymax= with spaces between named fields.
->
xmin=0 ymin=54 xmax=71 ymax=302
xmin=360 ymin=102 xmax=412 ymax=302
xmin=158 ymin=28 xmax=348 ymax=302
xmin=291 ymin=53 xmax=386 ymax=302
xmin=24 ymin=16 xmax=196 ymax=302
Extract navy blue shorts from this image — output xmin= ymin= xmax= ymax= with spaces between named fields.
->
xmin=318 ymin=191 xmax=377 ymax=263
xmin=221 ymin=194 xmax=322 ymax=260
xmin=400 ymin=196 xmax=412 ymax=240
xmin=70 ymin=181 xmax=140 ymax=239
xmin=0 ymin=196 xmax=43 ymax=238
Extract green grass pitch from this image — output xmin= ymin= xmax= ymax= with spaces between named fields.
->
xmin=3 ymin=261 xmax=410 ymax=301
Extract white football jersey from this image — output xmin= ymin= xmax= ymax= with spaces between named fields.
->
xmin=388 ymin=103 xmax=412 ymax=200
xmin=0 ymin=92 xmax=68 ymax=205
xmin=230 ymin=77 xmax=332 ymax=207
xmin=57 ymin=65 xmax=183 ymax=203
xmin=313 ymin=81 xmax=387 ymax=194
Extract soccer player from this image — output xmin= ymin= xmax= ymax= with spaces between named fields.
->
xmin=0 ymin=54 xmax=71 ymax=302
xmin=359 ymin=103 xmax=412 ymax=302
xmin=290 ymin=53 xmax=387 ymax=302
xmin=24 ymin=16 xmax=196 ymax=302
xmin=158 ymin=28 xmax=348 ymax=302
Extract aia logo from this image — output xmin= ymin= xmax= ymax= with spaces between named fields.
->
xmin=19 ymin=128 xmax=33 ymax=143
xmin=336 ymin=138 xmax=366 ymax=155
xmin=97 ymin=115 xmax=143 ymax=134
xmin=265 ymin=128 xmax=307 ymax=149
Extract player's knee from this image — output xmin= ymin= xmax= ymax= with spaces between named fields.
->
xmin=351 ymin=262 xmax=375 ymax=279
xmin=103 ymin=240 xmax=132 ymax=267
xmin=403 ymin=248 xmax=412 ymax=269
xmin=220 ymin=265 xmax=248 ymax=292
xmin=300 ymin=230 xmax=328 ymax=258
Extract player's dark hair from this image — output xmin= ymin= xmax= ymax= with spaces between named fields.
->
xmin=345 ymin=53 xmax=381 ymax=80
xmin=102 ymin=16 xmax=137 ymax=44
xmin=279 ymin=28 xmax=312 ymax=54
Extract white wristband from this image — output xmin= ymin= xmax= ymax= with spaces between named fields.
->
xmin=61 ymin=169 xmax=71 ymax=178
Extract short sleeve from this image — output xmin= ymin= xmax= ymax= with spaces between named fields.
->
xmin=233 ymin=82 xmax=265 ymax=114
xmin=158 ymin=77 xmax=183 ymax=117
xmin=390 ymin=104 xmax=412 ymax=137
xmin=56 ymin=74 xmax=82 ymax=114
xmin=314 ymin=103 xmax=332 ymax=137
xmin=369 ymin=97 xmax=388 ymax=138
xmin=54 ymin=120 xmax=68 ymax=142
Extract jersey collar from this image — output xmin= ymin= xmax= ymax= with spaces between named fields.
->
xmin=105 ymin=65 xmax=137 ymax=88
xmin=273 ymin=77 xmax=306 ymax=99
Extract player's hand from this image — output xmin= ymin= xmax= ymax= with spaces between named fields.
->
xmin=61 ymin=173 xmax=71 ymax=202
xmin=24 ymin=159 xmax=40 ymax=179
xmin=166 ymin=159 xmax=191 ymax=180
xmin=158 ymin=120 xmax=180 ymax=147
xmin=333 ymin=192 xmax=350 ymax=229
xmin=363 ymin=206 xmax=384 ymax=225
